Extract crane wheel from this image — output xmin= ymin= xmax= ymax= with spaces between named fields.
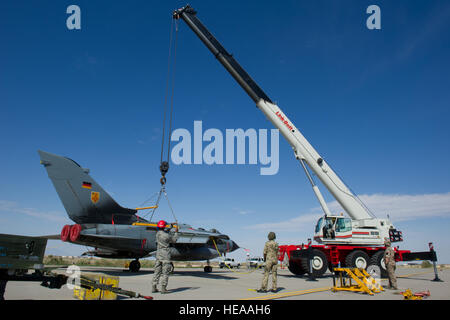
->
xmin=288 ymin=259 xmax=306 ymax=276
xmin=300 ymin=249 xmax=328 ymax=278
xmin=345 ymin=250 xmax=370 ymax=269
xmin=369 ymin=251 xmax=388 ymax=278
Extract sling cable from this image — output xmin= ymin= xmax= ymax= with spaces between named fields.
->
xmin=149 ymin=17 xmax=180 ymax=226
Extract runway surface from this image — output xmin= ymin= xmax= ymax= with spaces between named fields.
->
xmin=3 ymin=266 xmax=449 ymax=300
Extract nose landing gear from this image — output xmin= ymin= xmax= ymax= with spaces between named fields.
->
xmin=129 ymin=259 xmax=141 ymax=272
xmin=204 ymin=260 xmax=212 ymax=272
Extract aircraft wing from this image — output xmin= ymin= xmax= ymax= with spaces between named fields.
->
xmin=39 ymin=234 xmax=61 ymax=240
xmin=39 ymin=233 xmax=137 ymax=241
xmin=176 ymin=233 xmax=210 ymax=244
xmin=175 ymin=227 xmax=230 ymax=244
xmin=78 ymin=234 xmax=137 ymax=240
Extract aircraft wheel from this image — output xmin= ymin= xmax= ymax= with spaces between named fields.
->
xmin=129 ymin=260 xmax=141 ymax=272
xmin=204 ymin=266 xmax=212 ymax=273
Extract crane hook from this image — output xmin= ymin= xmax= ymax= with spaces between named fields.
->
xmin=160 ymin=161 xmax=169 ymax=185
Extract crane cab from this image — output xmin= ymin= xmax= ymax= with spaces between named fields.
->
xmin=314 ymin=215 xmax=352 ymax=244
xmin=313 ymin=214 xmax=401 ymax=246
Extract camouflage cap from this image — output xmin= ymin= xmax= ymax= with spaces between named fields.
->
xmin=268 ymin=232 xmax=276 ymax=240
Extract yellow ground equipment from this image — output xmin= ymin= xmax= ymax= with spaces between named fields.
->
xmin=73 ymin=273 xmax=119 ymax=300
xmin=73 ymin=273 xmax=152 ymax=300
xmin=401 ymin=289 xmax=430 ymax=300
xmin=331 ymin=268 xmax=384 ymax=295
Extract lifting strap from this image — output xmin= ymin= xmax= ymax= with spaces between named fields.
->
xmin=136 ymin=20 xmax=180 ymax=224
xmin=149 ymin=185 xmax=178 ymax=226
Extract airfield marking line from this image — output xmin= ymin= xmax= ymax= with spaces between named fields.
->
xmin=396 ymin=270 xmax=435 ymax=279
xmin=241 ymin=286 xmax=331 ymax=300
xmin=240 ymin=270 xmax=440 ymax=300
xmin=242 ymin=270 xmax=436 ymax=299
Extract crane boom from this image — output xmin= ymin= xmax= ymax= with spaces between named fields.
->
xmin=173 ymin=5 xmax=373 ymax=222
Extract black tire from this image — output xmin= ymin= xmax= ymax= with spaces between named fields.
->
xmin=300 ymin=249 xmax=328 ymax=278
xmin=288 ymin=259 xmax=306 ymax=276
xmin=129 ymin=260 xmax=141 ymax=272
xmin=345 ymin=250 xmax=370 ymax=269
xmin=204 ymin=266 xmax=212 ymax=272
xmin=369 ymin=250 xmax=388 ymax=278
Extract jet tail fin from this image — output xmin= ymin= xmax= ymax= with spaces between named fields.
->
xmin=38 ymin=150 xmax=137 ymax=224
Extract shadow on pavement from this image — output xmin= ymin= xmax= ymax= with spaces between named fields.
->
xmin=173 ymin=270 xmax=239 ymax=280
xmin=168 ymin=286 xmax=200 ymax=293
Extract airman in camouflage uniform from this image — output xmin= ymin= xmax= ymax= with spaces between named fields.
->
xmin=383 ymin=238 xmax=398 ymax=290
xmin=258 ymin=232 xmax=279 ymax=293
xmin=152 ymin=223 xmax=179 ymax=294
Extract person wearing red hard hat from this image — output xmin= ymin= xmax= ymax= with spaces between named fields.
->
xmin=152 ymin=219 xmax=179 ymax=294
xmin=157 ymin=220 xmax=167 ymax=229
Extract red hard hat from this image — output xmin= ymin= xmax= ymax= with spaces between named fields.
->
xmin=157 ymin=220 xmax=167 ymax=229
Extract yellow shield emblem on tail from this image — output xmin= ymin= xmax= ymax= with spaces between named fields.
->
xmin=91 ymin=191 xmax=100 ymax=204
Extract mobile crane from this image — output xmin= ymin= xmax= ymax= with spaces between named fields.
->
xmin=173 ymin=5 xmax=438 ymax=278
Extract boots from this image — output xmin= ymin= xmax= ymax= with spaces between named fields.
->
xmin=152 ymin=285 xmax=158 ymax=293
xmin=160 ymin=285 xmax=169 ymax=294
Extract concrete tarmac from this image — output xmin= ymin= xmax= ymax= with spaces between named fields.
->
xmin=2 ymin=266 xmax=450 ymax=300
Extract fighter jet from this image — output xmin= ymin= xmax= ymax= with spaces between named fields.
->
xmin=38 ymin=150 xmax=239 ymax=272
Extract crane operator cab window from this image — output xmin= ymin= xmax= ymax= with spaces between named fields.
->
xmin=316 ymin=216 xmax=352 ymax=240
xmin=315 ymin=217 xmax=324 ymax=234
xmin=335 ymin=217 xmax=352 ymax=233
xmin=322 ymin=217 xmax=336 ymax=239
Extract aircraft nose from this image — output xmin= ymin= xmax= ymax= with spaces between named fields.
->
xmin=230 ymin=241 xmax=239 ymax=252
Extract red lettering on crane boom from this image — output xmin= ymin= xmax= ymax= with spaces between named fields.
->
xmin=275 ymin=111 xmax=294 ymax=131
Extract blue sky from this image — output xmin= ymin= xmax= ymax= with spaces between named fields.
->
xmin=1 ymin=1 xmax=450 ymax=263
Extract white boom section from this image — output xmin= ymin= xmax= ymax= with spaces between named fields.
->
xmin=174 ymin=5 xmax=375 ymax=224
xmin=256 ymin=99 xmax=372 ymax=221
xmin=174 ymin=5 xmax=404 ymax=246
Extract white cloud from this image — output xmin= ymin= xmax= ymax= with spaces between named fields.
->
xmin=245 ymin=213 xmax=321 ymax=232
xmin=0 ymin=200 xmax=67 ymax=223
xmin=232 ymin=207 xmax=255 ymax=215
xmin=355 ymin=193 xmax=450 ymax=222
xmin=245 ymin=192 xmax=450 ymax=232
